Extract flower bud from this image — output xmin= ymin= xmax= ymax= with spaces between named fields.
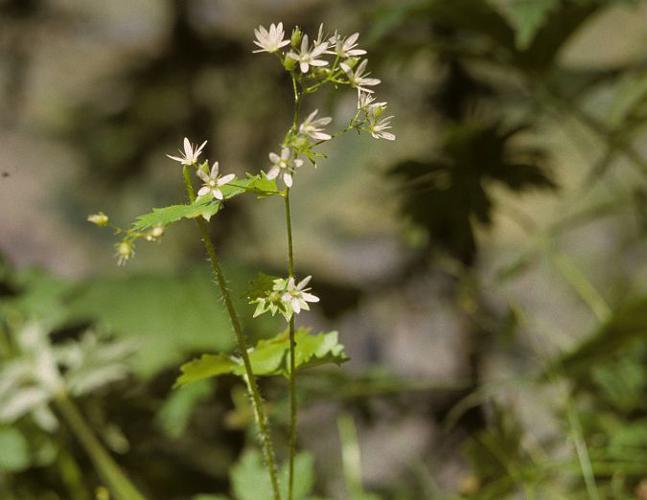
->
xmin=87 ymin=212 xmax=109 ymax=226
xmin=290 ymin=26 xmax=302 ymax=48
xmin=283 ymin=56 xmax=297 ymax=71
xmin=146 ymin=225 xmax=164 ymax=242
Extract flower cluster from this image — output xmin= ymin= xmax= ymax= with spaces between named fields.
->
xmin=252 ymin=21 xmax=396 ymax=188
xmin=251 ymin=275 xmax=320 ymax=321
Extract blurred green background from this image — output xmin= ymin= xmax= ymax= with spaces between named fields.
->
xmin=2 ymin=0 xmax=647 ymax=498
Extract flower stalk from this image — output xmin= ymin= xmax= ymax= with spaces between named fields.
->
xmin=182 ymin=166 xmax=281 ymax=500
xmin=284 ymin=188 xmax=297 ymax=500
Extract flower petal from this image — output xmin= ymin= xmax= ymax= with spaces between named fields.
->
xmin=217 ymin=173 xmax=236 ymax=186
xmin=266 ymin=166 xmax=280 ymax=180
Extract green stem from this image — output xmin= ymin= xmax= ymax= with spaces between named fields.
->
xmin=284 ymin=189 xmax=297 ymax=500
xmin=291 ymin=75 xmax=301 ymax=133
xmin=182 ymin=166 xmax=281 ymax=500
xmin=53 ymin=394 xmax=146 ymax=500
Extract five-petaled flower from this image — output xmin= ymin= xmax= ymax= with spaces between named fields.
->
xmin=166 ymin=137 xmax=207 ymax=166
xmin=299 ymin=109 xmax=332 ymax=141
xmin=266 ymin=147 xmax=303 ymax=188
xmin=340 ymin=59 xmax=381 ymax=93
xmin=280 ymin=276 xmax=320 ymax=316
xmin=368 ymin=115 xmax=396 ymax=141
xmin=329 ymin=32 xmax=367 ymax=59
xmin=287 ymin=35 xmax=329 ymax=74
xmin=196 ymin=162 xmax=236 ymax=200
xmin=253 ymin=22 xmax=290 ymax=54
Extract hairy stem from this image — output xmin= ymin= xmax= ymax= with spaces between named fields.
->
xmin=284 ymin=189 xmax=297 ymax=500
xmin=182 ymin=166 xmax=281 ymax=500
xmin=54 ymin=393 xmax=146 ymax=500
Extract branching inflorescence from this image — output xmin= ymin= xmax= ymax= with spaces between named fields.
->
xmin=89 ymin=21 xmax=394 ymax=500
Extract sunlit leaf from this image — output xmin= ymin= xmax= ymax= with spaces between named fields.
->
xmin=132 ymin=197 xmax=221 ymax=231
xmin=174 ymin=329 xmax=349 ymax=387
xmin=174 ymin=354 xmax=238 ymax=387
xmin=131 ymin=175 xmax=280 ymax=231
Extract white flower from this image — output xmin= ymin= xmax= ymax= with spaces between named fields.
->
xmin=287 ymin=34 xmax=329 ymax=74
xmin=329 ymin=32 xmax=366 ymax=59
xmin=266 ymin=147 xmax=303 ymax=188
xmin=196 ymin=161 xmax=236 ymax=201
xmin=357 ymin=91 xmax=387 ymax=113
xmin=368 ymin=115 xmax=396 ymax=141
xmin=166 ymin=137 xmax=207 ymax=166
xmin=280 ymin=276 xmax=319 ymax=315
xmin=314 ymin=23 xmax=329 ymax=47
xmin=299 ymin=109 xmax=332 ymax=141
xmin=340 ymin=59 xmax=380 ymax=93
xmin=252 ymin=22 xmax=290 ymax=54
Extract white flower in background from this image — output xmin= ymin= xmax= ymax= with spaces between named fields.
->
xmin=340 ymin=59 xmax=381 ymax=93
xmin=196 ymin=161 xmax=236 ymax=201
xmin=166 ymin=137 xmax=207 ymax=166
xmin=0 ymin=323 xmax=134 ymax=432
xmin=280 ymin=275 xmax=320 ymax=315
xmin=253 ymin=22 xmax=290 ymax=54
xmin=299 ymin=109 xmax=332 ymax=141
xmin=368 ymin=115 xmax=396 ymax=141
xmin=287 ymin=35 xmax=329 ymax=74
xmin=266 ymin=147 xmax=303 ymax=188
xmin=329 ymin=32 xmax=366 ymax=59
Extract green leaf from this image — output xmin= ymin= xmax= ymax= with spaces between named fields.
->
xmin=231 ymin=449 xmax=316 ymax=500
xmin=279 ymin=452 xmax=315 ymax=500
xmin=66 ymin=270 xmax=237 ymax=378
xmin=174 ymin=354 xmax=239 ymax=387
xmin=0 ymin=427 xmax=30 ymax=472
xmin=132 ymin=197 xmax=221 ymax=231
xmin=502 ymin=0 xmax=560 ymax=50
xmin=156 ymin=380 xmax=212 ymax=438
xmin=174 ymin=329 xmax=349 ymax=387
xmin=243 ymin=175 xmax=282 ymax=197
xmin=131 ymin=175 xmax=280 ymax=232
xmin=245 ymin=273 xmax=280 ymax=302
xmin=231 ymin=450 xmax=273 ymax=500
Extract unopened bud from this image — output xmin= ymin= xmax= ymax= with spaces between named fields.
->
xmin=87 ymin=212 xmax=109 ymax=226
xmin=146 ymin=225 xmax=164 ymax=242
xmin=283 ymin=55 xmax=297 ymax=72
xmin=290 ymin=27 xmax=302 ymax=48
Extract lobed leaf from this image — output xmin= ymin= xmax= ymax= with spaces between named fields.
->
xmin=131 ymin=175 xmax=280 ymax=232
xmin=174 ymin=329 xmax=349 ymax=387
